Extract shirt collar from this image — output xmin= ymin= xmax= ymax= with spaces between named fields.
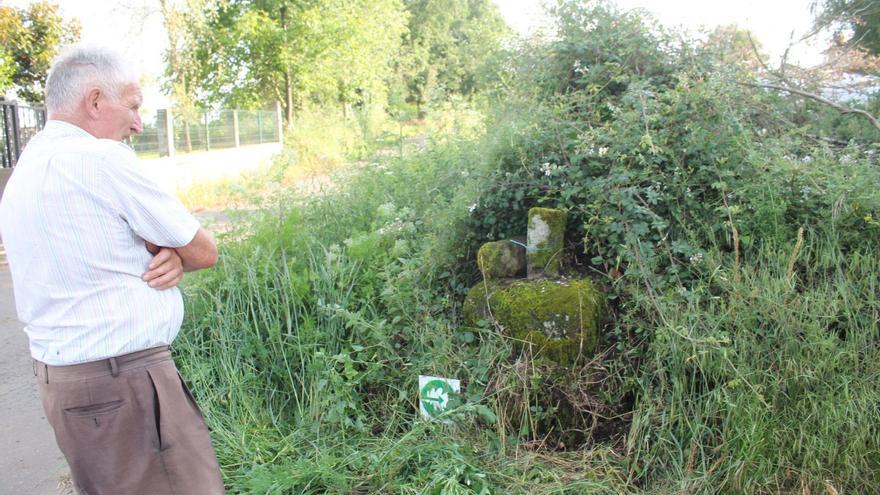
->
xmin=44 ymin=120 xmax=96 ymax=139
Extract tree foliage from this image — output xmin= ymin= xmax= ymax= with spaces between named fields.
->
xmin=178 ymin=0 xmax=406 ymax=123
xmin=399 ymin=0 xmax=510 ymax=114
xmin=0 ymin=0 xmax=80 ymax=103
xmin=700 ymin=24 xmax=767 ymax=71
xmin=167 ymin=0 xmax=508 ymax=121
xmin=813 ymin=0 xmax=880 ymax=56
xmin=0 ymin=47 xmax=13 ymax=94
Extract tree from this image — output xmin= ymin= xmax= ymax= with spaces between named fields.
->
xmin=0 ymin=48 xmax=13 ymax=95
xmin=0 ymin=1 xmax=80 ymax=104
xmin=399 ymin=0 xmax=510 ymax=115
xmin=318 ymin=0 xmax=408 ymax=118
xmin=812 ymin=0 xmax=880 ymax=56
xmin=177 ymin=0 xmax=406 ymax=124
xmin=159 ymin=0 xmax=207 ymax=152
xmin=701 ymin=25 xmax=767 ymax=72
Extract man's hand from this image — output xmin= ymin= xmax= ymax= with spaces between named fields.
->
xmin=142 ymin=247 xmax=184 ymax=290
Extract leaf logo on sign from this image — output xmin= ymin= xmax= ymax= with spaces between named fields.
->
xmin=420 ymin=378 xmax=456 ymax=418
xmin=424 ymin=385 xmax=449 ymax=408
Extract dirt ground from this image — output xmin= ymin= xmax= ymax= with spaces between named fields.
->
xmin=0 ymin=246 xmax=70 ymax=494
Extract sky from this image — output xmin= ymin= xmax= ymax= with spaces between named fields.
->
xmin=6 ymin=0 xmax=827 ymax=108
xmin=498 ymin=0 xmax=826 ymax=66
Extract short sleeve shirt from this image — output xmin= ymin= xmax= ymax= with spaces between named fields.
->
xmin=0 ymin=120 xmax=200 ymax=365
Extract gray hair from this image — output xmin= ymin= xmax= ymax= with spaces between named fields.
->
xmin=45 ymin=44 xmax=138 ymax=115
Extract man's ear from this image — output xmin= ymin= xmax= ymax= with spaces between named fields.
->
xmin=84 ymin=87 xmax=102 ymax=119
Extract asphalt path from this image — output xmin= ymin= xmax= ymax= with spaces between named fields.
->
xmin=0 ymin=245 xmax=69 ymax=495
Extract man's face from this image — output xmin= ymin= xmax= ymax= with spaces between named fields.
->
xmin=94 ymin=83 xmax=143 ymax=141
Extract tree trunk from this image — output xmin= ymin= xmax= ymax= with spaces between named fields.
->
xmin=281 ymin=4 xmax=294 ymax=125
xmin=285 ymin=69 xmax=294 ymax=124
xmin=184 ymin=121 xmax=192 ymax=153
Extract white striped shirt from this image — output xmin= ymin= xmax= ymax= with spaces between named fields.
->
xmin=0 ymin=120 xmax=200 ymax=365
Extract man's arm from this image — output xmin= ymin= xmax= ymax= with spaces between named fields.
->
xmin=142 ymin=228 xmax=217 ymax=290
xmin=174 ymin=227 xmax=218 ymax=272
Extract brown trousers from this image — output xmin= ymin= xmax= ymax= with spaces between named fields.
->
xmin=36 ymin=346 xmax=225 ymax=495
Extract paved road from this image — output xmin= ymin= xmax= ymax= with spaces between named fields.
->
xmin=0 ymin=245 xmax=68 ymax=495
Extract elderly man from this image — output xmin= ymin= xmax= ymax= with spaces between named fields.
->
xmin=0 ymin=45 xmax=225 ymax=494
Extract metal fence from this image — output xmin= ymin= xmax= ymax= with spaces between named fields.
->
xmin=239 ymin=110 xmax=281 ymax=145
xmin=1 ymin=101 xmax=46 ymax=168
xmin=1 ymin=102 xmax=281 ymax=166
xmin=130 ymin=108 xmax=281 ymax=157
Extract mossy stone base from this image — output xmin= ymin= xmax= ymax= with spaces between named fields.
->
xmin=463 ymin=277 xmax=606 ymax=365
xmin=477 ymin=241 xmax=526 ymax=280
xmin=527 ymin=208 xmax=567 ymax=278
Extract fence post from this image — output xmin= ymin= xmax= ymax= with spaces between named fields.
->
xmin=275 ymin=101 xmax=283 ymax=144
xmin=204 ymin=112 xmax=210 ymax=151
xmin=1 ymin=104 xmax=11 ymax=168
xmin=232 ymin=110 xmax=240 ymax=147
xmin=257 ymin=111 xmax=263 ymax=143
xmin=164 ymin=109 xmax=175 ymax=158
xmin=10 ymin=102 xmax=20 ymax=162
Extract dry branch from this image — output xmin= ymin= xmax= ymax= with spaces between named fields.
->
xmin=750 ymin=82 xmax=880 ymax=131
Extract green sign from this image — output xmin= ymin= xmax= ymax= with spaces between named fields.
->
xmin=419 ymin=375 xmax=460 ymax=420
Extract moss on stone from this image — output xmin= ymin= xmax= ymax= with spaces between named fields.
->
xmin=463 ymin=277 xmax=606 ymax=365
xmin=463 ymin=280 xmax=489 ymax=325
xmin=527 ymin=208 xmax=567 ymax=277
xmin=463 ymin=279 xmax=506 ymax=325
xmin=477 ymin=241 xmax=526 ymax=280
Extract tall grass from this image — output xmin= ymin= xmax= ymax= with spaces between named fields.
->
xmin=173 ymin=120 xmax=648 ymax=492
xmin=626 ymin=231 xmax=880 ymax=494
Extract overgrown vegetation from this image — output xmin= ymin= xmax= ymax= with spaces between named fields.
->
xmin=175 ymin=1 xmax=880 ymax=493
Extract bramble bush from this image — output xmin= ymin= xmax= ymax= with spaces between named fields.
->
xmin=466 ymin=2 xmax=880 ymax=492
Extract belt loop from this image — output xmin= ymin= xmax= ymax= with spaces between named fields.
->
xmin=109 ymin=357 xmax=119 ymax=377
xmin=32 ymin=359 xmax=37 ymax=377
xmin=44 ymin=364 xmax=48 ymax=384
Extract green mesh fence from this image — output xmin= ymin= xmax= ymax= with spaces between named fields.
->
xmin=129 ymin=108 xmax=279 ymax=157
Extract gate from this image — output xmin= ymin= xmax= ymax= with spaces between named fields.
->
xmin=1 ymin=101 xmax=47 ymax=168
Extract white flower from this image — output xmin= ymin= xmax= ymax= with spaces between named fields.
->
xmin=468 ymin=203 xmax=477 ymax=213
xmin=689 ymin=252 xmax=704 ymax=264
xmin=598 ymin=146 xmax=608 ymax=157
